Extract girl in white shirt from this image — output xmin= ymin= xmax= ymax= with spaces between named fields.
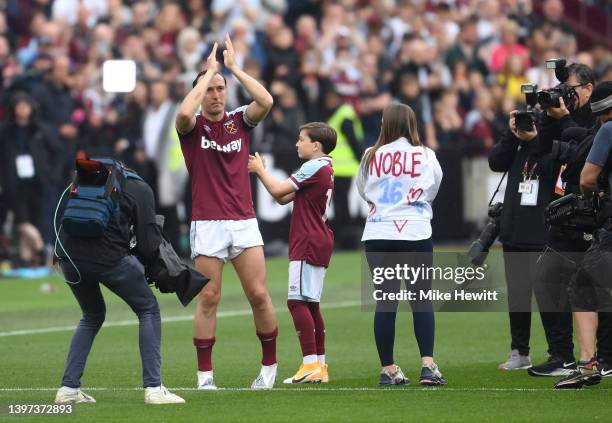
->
xmin=356 ymin=103 xmax=446 ymax=386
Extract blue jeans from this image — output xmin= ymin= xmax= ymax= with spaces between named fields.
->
xmin=60 ymin=255 xmax=161 ymax=388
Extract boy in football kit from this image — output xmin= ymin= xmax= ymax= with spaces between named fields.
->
xmin=175 ymin=36 xmax=278 ymax=389
xmin=248 ymin=122 xmax=337 ymax=383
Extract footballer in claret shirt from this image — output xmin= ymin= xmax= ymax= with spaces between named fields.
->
xmin=175 ymin=36 xmax=278 ymax=390
xmin=248 ymin=122 xmax=337 ymax=384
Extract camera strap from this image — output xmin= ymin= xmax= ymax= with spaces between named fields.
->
xmin=489 ymin=171 xmax=507 ymax=207
xmin=522 ymin=160 xmax=539 ymax=181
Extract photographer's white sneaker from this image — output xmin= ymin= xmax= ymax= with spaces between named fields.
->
xmin=499 ymin=349 xmax=532 ymax=370
xmin=144 ymin=386 xmax=185 ymax=405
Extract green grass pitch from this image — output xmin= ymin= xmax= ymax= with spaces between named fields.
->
xmin=1 ymin=251 xmax=612 ymax=422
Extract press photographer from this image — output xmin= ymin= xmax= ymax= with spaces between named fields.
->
xmin=539 ymin=60 xmax=598 ymax=146
xmin=53 ymin=158 xmax=207 ymax=404
xmin=552 ymin=81 xmax=612 ymax=389
xmin=528 ymin=61 xmax=599 ymax=378
xmin=488 ymin=91 xmax=561 ymax=372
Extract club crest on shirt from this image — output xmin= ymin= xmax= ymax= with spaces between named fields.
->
xmin=224 ymin=120 xmax=238 ymax=134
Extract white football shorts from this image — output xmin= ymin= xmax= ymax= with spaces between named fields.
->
xmin=190 ymin=219 xmax=264 ymax=262
xmin=288 ymin=260 xmax=327 ymax=302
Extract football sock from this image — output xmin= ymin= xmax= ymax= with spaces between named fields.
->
xmin=193 ymin=337 xmax=215 ymax=371
xmin=260 ymin=363 xmax=277 ymax=379
xmin=318 ymin=355 xmax=326 ymax=365
xmin=197 ymin=370 xmax=213 ymax=386
xmin=287 ymin=300 xmax=317 ymax=357
xmin=303 ymin=354 xmax=318 ymax=365
xmin=307 ymin=301 xmax=326 ymax=357
xmin=256 ymin=327 xmax=278 ymax=366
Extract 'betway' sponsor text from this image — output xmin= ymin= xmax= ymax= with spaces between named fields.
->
xmin=201 ymin=137 xmax=242 ymax=153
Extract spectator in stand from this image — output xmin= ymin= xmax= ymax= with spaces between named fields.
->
xmin=464 ymin=87 xmax=495 ymax=156
xmin=497 ymin=53 xmax=530 ymax=104
xmin=477 ymin=0 xmax=505 ymax=41
xmin=445 ymin=15 xmax=488 ymax=76
xmin=115 ymin=1 xmax=153 ymax=44
xmin=489 ymin=83 xmax=517 ymax=142
xmin=293 ymin=14 xmax=318 ymax=54
xmin=296 ymin=48 xmax=326 ymax=122
xmin=51 ymin=0 xmax=107 ymax=28
xmin=211 ymin=0 xmax=259 ymax=43
xmin=33 ymin=55 xmax=79 ymax=244
xmin=508 ymin=0 xmax=538 ymax=43
xmin=0 ymin=92 xmax=58 ymax=266
xmin=557 ymin=31 xmax=578 ymax=62
xmin=591 ymin=43 xmax=612 ymax=79
xmin=265 ymin=79 xmax=306 ymax=153
xmin=433 ymin=89 xmax=464 ymax=148
xmin=357 ymin=51 xmax=391 ymax=148
xmin=143 ymin=79 xmax=186 ymax=252
xmin=265 ymin=24 xmax=300 ymax=86
xmin=538 ymin=0 xmax=574 ymax=45
xmin=395 ymin=72 xmax=428 ymax=147
xmin=155 ymin=2 xmax=184 ymax=60
xmin=489 ymin=20 xmax=530 ymax=74
xmin=325 ymin=84 xmax=364 ymax=249
xmin=176 ymin=26 xmax=206 ymax=80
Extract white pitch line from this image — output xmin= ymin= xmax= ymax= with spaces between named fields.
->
xmin=0 ymin=300 xmax=362 ymax=338
xmin=1 ymin=387 xmax=610 ymax=392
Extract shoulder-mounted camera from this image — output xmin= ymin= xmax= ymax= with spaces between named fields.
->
xmin=545 ymin=193 xmax=599 ymax=232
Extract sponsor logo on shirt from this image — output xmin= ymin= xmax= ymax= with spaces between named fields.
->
xmin=201 ymin=137 xmax=242 ymax=153
xmin=224 ymin=120 xmax=238 ymax=134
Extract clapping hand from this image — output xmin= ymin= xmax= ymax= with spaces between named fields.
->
xmin=248 ymin=152 xmax=267 ymax=174
xmin=205 ymin=42 xmax=220 ymax=73
xmin=223 ymin=34 xmax=237 ymax=72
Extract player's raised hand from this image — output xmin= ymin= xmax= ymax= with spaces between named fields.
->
xmin=206 ymin=42 xmax=220 ymax=73
xmin=223 ymin=34 xmax=237 ymax=72
xmin=248 ymin=152 xmax=266 ymax=174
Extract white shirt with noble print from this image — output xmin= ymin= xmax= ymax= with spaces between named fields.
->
xmin=356 ymin=138 xmax=443 ymax=241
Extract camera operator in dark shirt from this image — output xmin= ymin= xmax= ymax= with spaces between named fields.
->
xmin=539 ymin=63 xmax=598 ymax=148
xmin=553 ymin=81 xmax=612 ymax=389
xmin=528 ymin=63 xmax=598 ymax=377
xmin=489 ymin=107 xmax=561 ymax=371
xmin=54 ymin=159 xmax=186 ymax=405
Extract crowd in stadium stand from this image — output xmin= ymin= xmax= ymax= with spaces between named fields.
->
xmin=0 ymin=0 xmax=610 ymax=269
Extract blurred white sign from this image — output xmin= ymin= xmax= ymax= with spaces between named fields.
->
xmin=102 ymin=60 xmax=136 ymax=93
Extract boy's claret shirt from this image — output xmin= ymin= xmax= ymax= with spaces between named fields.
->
xmin=288 ymin=156 xmax=335 ymax=268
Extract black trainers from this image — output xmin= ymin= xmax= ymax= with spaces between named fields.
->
xmin=528 ymin=356 xmax=576 ymax=377
xmin=599 ymin=358 xmax=612 ymax=378
xmin=554 ymin=359 xmax=601 ymax=389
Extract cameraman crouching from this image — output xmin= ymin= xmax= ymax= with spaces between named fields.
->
xmin=489 ymin=107 xmax=560 ymax=371
xmin=554 ymin=81 xmax=612 ymax=389
xmin=529 ymin=63 xmax=598 ymax=377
